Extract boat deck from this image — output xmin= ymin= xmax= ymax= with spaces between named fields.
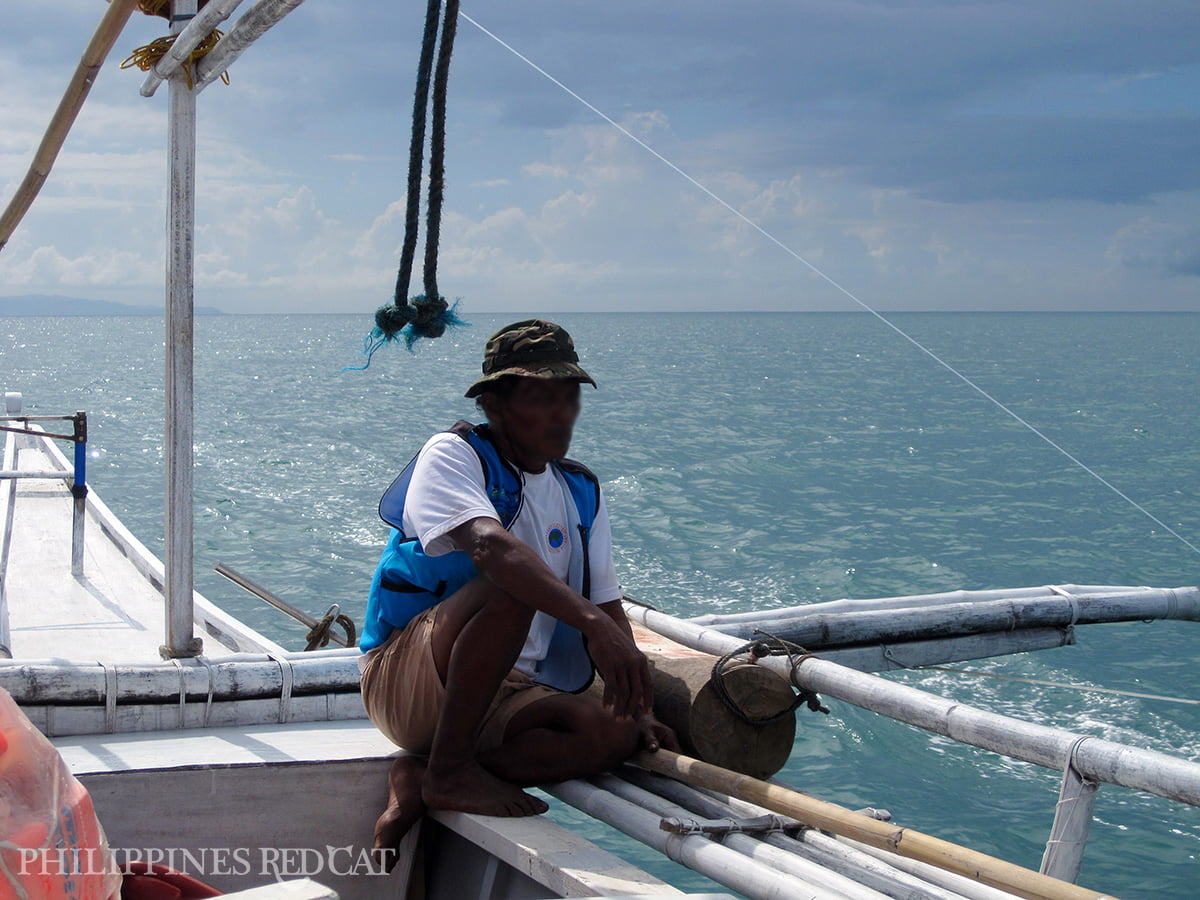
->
xmin=1 ymin=427 xmax=283 ymax=662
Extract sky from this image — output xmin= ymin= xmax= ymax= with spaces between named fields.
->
xmin=1 ymin=0 xmax=1198 ymax=314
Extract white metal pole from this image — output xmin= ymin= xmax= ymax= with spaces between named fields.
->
xmin=164 ymin=0 xmax=201 ymax=658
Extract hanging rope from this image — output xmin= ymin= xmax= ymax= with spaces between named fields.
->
xmin=352 ymin=0 xmax=467 ymax=369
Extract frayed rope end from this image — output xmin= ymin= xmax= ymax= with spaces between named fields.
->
xmin=343 ymin=296 xmax=469 ymax=371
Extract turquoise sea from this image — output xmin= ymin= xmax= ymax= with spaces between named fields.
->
xmin=3 ymin=311 xmax=1199 ymax=897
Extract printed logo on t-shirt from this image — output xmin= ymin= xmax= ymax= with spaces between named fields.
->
xmin=546 ymin=523 xmax=568 ymax=552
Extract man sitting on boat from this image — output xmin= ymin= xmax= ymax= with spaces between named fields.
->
xmin=360 ymin=319 xmax=677 ymax=859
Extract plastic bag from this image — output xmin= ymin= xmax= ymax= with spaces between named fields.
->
xmin=0 ymin=687 xmax=122 ymax=900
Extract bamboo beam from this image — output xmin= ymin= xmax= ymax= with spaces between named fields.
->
xmin=192 ymin=0 xmax=308 ymax=93
xmin=163 ymin=0 xmax=200 ymax=659
xmin=0 ymin=652 xmax=359 ymax=705
xmin=0 ymin=0 xmax=141 ymax=252
xmin=625 ymin=602 xmax=1200 ymax=808
xmin=686 ymin=585 xmax=1160 ymax=626
xmin=547 ymin=777 xmax=849 ymax=900
xmin=618 ymin=765 xmax=993 ymax=900
xmin=595 ymin=772 xmax=894 ymax=899
xmin=708 ymin=588 xmax=1200 ymax=647
xmin=140 ymin=0 xmax=247 ymax=97
xmin=636 ymin=750 xmax=1113 ymax=900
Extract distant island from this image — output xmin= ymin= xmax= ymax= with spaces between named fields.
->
xmin=0 ymin=294 xmax=226 ymax=317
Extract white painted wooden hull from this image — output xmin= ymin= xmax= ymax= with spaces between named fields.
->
xmin=59 ymin=721 xmax=682 ymax=900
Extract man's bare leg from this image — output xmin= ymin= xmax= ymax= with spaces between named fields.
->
xmin=372 ymin=755 xmax=426 ymax=870
xmin=478 ymin=692 xmax=640 ymax=786
xmin=422 ymin=578 xmax=549 ymax=817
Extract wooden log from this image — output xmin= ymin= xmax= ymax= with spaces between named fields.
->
xmin=613 ymin=621 xmax=796 ymax=778
xmin=0 ymin=0 xmax=141 ymax=251
xmin=636 ymin=750 xmax=1114 ymax=900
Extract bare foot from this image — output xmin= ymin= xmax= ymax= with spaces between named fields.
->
xmin=422 ymin=759 xmax=550 ymax=817
xmin=373 ymin=755 xmax=427 ymax=871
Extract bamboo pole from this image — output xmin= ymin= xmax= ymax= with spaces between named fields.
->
xmin=140 ymin=0 xmax=246 ymax=97
xmin=0 ymin=652 xmax=359 ymax=705
xmin=618 ymin=766 xmax=984 ymax=900
xmin=625 ymin=602 xmax=1200 ymax=807
xmin=707 ymin=588 xmax=1200 ymax=646
xmin=685 ymin=586 xmax=1143 ymax=626
xmin=192 ymin=0 xmax=307 ymax=93
xmin=547 ymin=777 xmax=851 ymax=900
xmin=594 ymin=772 xmax=894 ymax=899
xmin=635 ymin=750 xmax=1114 ymax=900
xmin=0 ymin=0 xmax=141 ymax=252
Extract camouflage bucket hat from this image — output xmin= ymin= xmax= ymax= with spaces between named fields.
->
xmin=464 ymin=319 xmax=597 ymax=398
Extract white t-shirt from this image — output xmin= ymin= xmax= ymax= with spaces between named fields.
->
xmin=402 ymin=431 xmax=623 ymax=675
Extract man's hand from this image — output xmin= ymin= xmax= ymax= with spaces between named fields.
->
xmin=635 ymin=711 xmax=679 ymax=754
xmin=585 ymin=616 xmax=654 ymax=720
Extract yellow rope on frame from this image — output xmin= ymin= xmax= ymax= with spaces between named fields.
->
xmin=120 ymin=29 xmax=229 ymax=88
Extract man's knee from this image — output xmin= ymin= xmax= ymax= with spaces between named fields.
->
xmin=430 ymin=578 xmax=535 ymax=681
xmin=437 ymin=576 xmax=534 ymax=628
xmin=564 ymin=699 xmax=640 ymax=767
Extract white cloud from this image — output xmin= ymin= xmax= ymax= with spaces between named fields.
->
xmin=3 ymin=0 xmax=1198 ymax=312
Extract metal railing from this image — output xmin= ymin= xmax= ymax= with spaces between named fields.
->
xmin=0 ymin=392 xmax=89 ymax=580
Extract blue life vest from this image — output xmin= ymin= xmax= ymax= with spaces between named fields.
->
xmin=362 ymin=421 xmax=601 ymax=692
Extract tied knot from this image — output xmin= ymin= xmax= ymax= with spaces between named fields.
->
xmin=375 ymin=303 xmax=418 ymax=338
xmin=412 ymin=294 xmax=449 ymax=333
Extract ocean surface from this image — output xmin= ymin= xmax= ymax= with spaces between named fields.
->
xmin=3 ymin=311 xmax=1199 ymax=897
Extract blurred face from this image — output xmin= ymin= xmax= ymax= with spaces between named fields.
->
xmin=483 ymin=378 xmax=582 ymax=472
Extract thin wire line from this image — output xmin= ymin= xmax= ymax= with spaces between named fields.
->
xmin=915 ymin=664 xmax=1200 ymax=707
xmin=459 ymin=10 xmax=1200 ymax=560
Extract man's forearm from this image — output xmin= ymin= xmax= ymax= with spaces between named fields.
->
xmin=455 ymin=518 xmax=609 ymax=635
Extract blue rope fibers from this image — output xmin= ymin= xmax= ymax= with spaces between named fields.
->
xmin=344 ymin=298 xmax=469 ymax=370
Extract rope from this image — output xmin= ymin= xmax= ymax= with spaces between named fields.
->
xmin=100 ymin=661 xmax=119 ymax=733
xmin=268 ymin=652 xmax=294 ymax=724
xmin=709 ymin=632 xmax=828 ymax=726
xmin=304 ymin=604 xmax=357 ymax=651
xmin=909 ymin=663 xmax=1200 ymax=707
xmin=352 ymin=0 xmax=467 ymax=369
xmin=119 ymin=29 xmax=230 ymax=89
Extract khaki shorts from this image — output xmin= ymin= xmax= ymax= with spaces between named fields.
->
xmin=360 ymin=606 xmax=560 ymax=754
